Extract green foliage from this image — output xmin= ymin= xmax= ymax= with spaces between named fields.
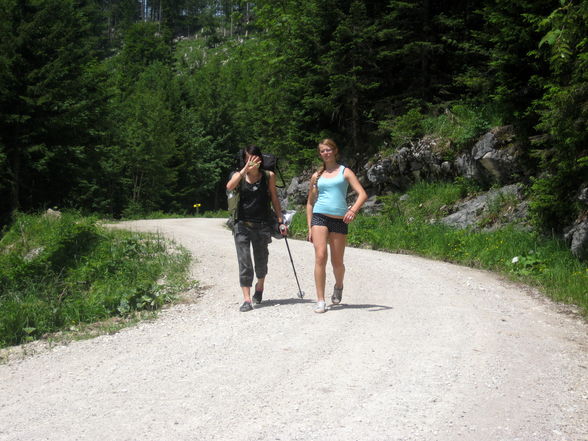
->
xmin=474 ymin=0 xmax=555 ymax=131
xmin=528 ymin=1 xmax=588 ymax=232
xmin=423 ymin=104 xmax=503 ymax=150
xmin=379 ymin=181 xmax=465 ymax=223
xmin=1 ymin=0 xmax=586 ymax=235
xmin=454 ymin=176 xmax=484 ymax=197
xmin=381 ymin=108 xmax=425 ymax=149
xmin=528 ymin=163 xmax=582 ymax=232
xmin=381 ymin=103 xmax=502 ymax=153
xmin=0 ymin=212 xmax=191 ymax=348
xmin=116 ymin=22 xmax=174 ymax=89
xmin=508 ymin=252 xmax=547 ymax=277
xmin=477 ymin=191 xmax=521 ymax=229
xmin=0 ymin=0 xmax=108 ymax=223
xmin=116 ymin=62 xmax=178 ymax=214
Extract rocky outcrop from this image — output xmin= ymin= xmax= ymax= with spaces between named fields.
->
xmin=440 ymin=184 xmax=529 ymax=231
xmin=364 ymin=136 xmax=453 ymax=191
xmin=285 ymin=174 xmax=311 ymax=207
xmin=565 ymin=216 xmax=588 ymax=260
xmin=469 ymin=126 xmax=526 ymax=185
xmin=361 ymin=195 xmax=383 ymax=216
xmin=363 ymin=126 xmax=527 ymax=192
xmin=564 ymin=185 xmax=588 ymax=260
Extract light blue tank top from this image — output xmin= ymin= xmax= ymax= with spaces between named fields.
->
xmin=313 ymin=165 xmax=349 ymax=217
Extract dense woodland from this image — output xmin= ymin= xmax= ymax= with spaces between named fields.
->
xmin=1 ymin=0 xmax=586 ymax=233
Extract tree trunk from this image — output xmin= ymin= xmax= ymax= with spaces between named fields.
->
xmin=8 ymin=148 xmax=21 ymax=212
xmin=132 ymin=171 xmax=144 ymax=203
xmin=351 ymin=86 xmax=359 ymax=158
xmin=420 ymin=0 xmax=431 ymax=101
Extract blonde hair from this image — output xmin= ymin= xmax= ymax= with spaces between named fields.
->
xmin=316 ymin=138 xmax=339 ymax=179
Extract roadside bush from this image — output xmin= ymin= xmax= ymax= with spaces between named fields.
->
xmin=423 ymin=103 xmax=501 ymax=150
xmin=381 ymin=103 xmax=503 ymax=153
xmin=0 ymin=212 xmax=191 ymax=347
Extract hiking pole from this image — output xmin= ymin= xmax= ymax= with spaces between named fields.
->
xmin=282 ymin=233 xmax=305 ymax=299
xmin=281 ymin=210 xmax=305 ymax=299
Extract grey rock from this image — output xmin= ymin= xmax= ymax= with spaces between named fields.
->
xmin=478 ymin=145 xmax=520 ymax=184
xmin=24 ymin=247 xmax=44 ymax=261
xmin=440 ymin=184 xmax=527 ymax=230
xmin=472 ymin=132 xmax=497 ymax=161
xmin=45 ymin=208 xmax=62 ymax=219
xmin=366 ymin=158 xmax=393 ymax=186
xmin=468 ymin=126 xmax=522 ymax=185
xmin=565 ymin=216 xmax=588 ymax=260
xmin=363 ymin=136 xmax=449 ymax=191
xmin=286 ymin=175 xmax=311 ymax=207
xmin=441 ymin=161 xmax=452 ymax=174
xmin=361 ymin=195 xmax=383 ymax=215
xmin=440 ymin=193 xmax=488 ymax=229
xmin=455 ymin=153 xmax=482 ymax=182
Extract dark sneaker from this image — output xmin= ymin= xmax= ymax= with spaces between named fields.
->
xmin=239 ymin=301 xmax=253 ymax=312
xmin=331 ymin=285 xmax=343 ymax=305
xmin=252 ymin=290 xmax=263 ymax=304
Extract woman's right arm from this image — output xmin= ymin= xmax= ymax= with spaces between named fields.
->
xmin=226 ymin=165 xmax=248 ymax=191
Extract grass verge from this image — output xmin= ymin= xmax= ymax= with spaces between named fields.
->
xmin=0 ymin=212 xmax=194 ymax=348
xmin=289 ymin=182 xmax=587 ymax=317
xmin=117 ymin=209 xmax=229 ymax=221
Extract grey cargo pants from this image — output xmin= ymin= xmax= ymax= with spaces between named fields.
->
xmin=233 ymin=221 xmax=272 ymax=287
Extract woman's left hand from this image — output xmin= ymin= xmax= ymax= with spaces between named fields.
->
xmin=343 ymin=209 xmax=356 ymax=224
xmin=279 ymin=223 xmax=288 ymax=236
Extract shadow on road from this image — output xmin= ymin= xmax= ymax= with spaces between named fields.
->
xmin=255 ymin=298 xmax=393 ymax=312
xmin=329 ymin=303 xmax=394 ymax=312
xmin=254 ymin=298 xmax=314 ymax=308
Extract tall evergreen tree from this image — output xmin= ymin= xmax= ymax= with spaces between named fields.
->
xmin=475 ymin=0 xmax=556 ymax=133
xmin=0 ymin=0 xmax=107 ymax=223
xmin=322 ymin=1 xmax=381 ymax=157
xmin=529 ymin=0 xmax=588 ymax=231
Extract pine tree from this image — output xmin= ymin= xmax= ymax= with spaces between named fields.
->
xmin=475 ymin=0 xmax=556 ymax=133
xmin=0 ymin=0 xmax=107 ymax=222
xmin=529 ymin=0 xmax=588 ymax=231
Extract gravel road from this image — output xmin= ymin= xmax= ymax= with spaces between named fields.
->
xmin=1 ymin=218 xmax=587 ymax=441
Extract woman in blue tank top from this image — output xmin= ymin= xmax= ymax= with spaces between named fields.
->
xmin=305 ymin=139 xmax=368 ymax=313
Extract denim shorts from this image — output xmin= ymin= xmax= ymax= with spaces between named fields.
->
xmin=311 ymin=213 xmax=348 ymax=235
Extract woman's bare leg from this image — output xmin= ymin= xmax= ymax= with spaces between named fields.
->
xmin=241 ymin=286 xmax=251 ymax=302
xmin=311 ymin=225 xmax=329 ymax=302
xmin=329 ymin=232 xmax=347 ymax=289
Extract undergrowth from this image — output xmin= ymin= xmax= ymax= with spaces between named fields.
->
xmin=116 ymin=209 xmax=229 ymax=221
xmin=381 ymin=103 xmax=503 ymax=154
xmin=0 ymin=212 xmax=192 ymax=348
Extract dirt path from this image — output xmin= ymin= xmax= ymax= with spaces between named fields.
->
xmin=1 ymin=218 xmax=587 ymax=441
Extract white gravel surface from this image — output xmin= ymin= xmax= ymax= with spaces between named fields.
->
xmin=1 ymin=218 xmax=587 ymax=441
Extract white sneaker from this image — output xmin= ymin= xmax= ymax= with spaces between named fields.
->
xmin=314 ymin=301 xmax=326 ymax=314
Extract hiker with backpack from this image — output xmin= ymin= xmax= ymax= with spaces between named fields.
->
xmin=306 ymin=138 xmax=368 ymax=313
xmin=226 ymin=145 xmax=287 ymax=312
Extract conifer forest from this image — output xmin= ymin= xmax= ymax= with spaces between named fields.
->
xmin=1 ymin=0 xmax=586 ymax=233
